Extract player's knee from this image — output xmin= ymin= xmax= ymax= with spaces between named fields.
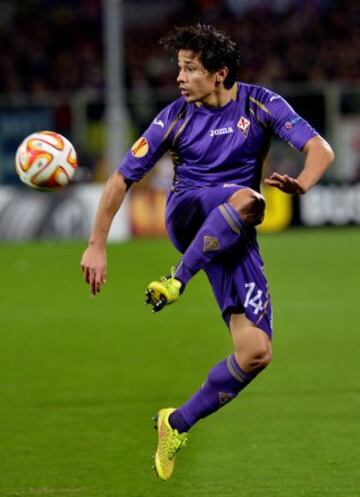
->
xmin=247 ymin=350 xmax=271 ymax=371
xmin=253 ymin=345 xmax=272 ymax=369
xmin=235 ymin=341 xmax=272 ymax=372
xmin=229 ymin=188 xmax=265 ymax=226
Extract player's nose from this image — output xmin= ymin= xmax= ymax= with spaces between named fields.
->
xmin=177 ymin=70 xmax=187 ymax=84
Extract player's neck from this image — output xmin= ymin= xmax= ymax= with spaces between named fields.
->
xmin=200 ymin=85 xmax=233 ymax=109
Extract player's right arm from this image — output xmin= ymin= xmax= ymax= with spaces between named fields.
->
xmin=80 ymin=97 xmax=186 ymax=296
xmin=80 ymin=171 xmax=127 ymax=296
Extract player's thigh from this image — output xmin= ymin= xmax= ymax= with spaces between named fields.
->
xmin=165 ymin=190 xmax=205 ymax=252
xmin=165 ymin=185 xmax=244 ymax=252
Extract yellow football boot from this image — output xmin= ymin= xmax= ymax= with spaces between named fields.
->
xmin=145 ymin=267 xmax=182 ymax=312
xmin=153 ymin=408 xmax=188 ymax=480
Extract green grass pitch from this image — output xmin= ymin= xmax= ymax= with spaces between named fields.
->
xmin=0 ymin=228 xmax=359 ymax=497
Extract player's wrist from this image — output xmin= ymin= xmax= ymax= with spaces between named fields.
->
xmin=88 ymin=239 xmax=106 ymax=249
xmin=295 ymin=178 xmax=308 ymax=194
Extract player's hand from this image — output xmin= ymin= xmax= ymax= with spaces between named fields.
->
xmin=80 ymin=244 xmax=107 ymax=296
xmin=264 ymin=172 xmax=306 ymax=194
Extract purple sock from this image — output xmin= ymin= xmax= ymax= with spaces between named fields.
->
xmin=174 ymin=203 xmax=246 ymax=287
xmin=169 ymin=354 xmax=259 ymax=433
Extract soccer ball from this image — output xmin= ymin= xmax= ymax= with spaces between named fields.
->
xmin=15 ymin=130 xmax=77 ymax=190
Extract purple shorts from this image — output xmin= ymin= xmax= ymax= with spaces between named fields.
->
xmin=166 ymin=184 xmax=273 ymax=338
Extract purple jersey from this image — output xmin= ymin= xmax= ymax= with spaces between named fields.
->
xmin=118 ymin=82 xmax=318 ymax=191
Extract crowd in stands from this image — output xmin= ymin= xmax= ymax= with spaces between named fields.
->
xmin=0 ymin=0 xmax=103 ymax=94
xmin=0 ymin=0 xmax=358 ymax=97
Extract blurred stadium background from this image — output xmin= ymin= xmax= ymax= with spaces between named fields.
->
xmin=0 ymin=1 xmax=359 ymax=497
xmin=0 ymin=0 xmax=359 ymax=238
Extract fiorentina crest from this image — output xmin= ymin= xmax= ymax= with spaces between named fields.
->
xmin=219 ymin=392 xmax=236 ymax=406
xmin=237 ymin=116 xmax=251 ymax=136
xmin=203 ymin=236 xmax=220 ymax=252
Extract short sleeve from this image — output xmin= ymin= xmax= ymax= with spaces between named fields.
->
xmin=253 ymin=88 xmax=318 ymax=151
xmin=118 ymin=98 xmax=186 ymax=183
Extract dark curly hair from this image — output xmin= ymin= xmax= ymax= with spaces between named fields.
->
xmin=160 ymin=24 xmax=241 ymax=89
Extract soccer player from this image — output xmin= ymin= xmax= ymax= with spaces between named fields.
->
xmin=81 ymin=25 xmax=334 ymax=480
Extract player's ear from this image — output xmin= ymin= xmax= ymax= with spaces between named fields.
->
xmin=216 ymin=67 xmax=229 ymax=84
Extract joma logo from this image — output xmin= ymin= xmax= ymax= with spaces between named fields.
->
xmin=210 ymin=127 xmax=233 ymax=137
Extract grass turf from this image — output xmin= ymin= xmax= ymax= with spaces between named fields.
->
xmin=0 ymin=228 xmax=359 ymax=497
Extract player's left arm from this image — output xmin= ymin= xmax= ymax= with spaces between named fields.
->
xmin=264 ymin=135 xmax=334 ymax=194
xmin=257 ymin=88 xmax=335 ymax=194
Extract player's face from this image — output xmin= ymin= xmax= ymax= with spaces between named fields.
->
xmin=177 ymin=50 xmax=218 ymax=104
